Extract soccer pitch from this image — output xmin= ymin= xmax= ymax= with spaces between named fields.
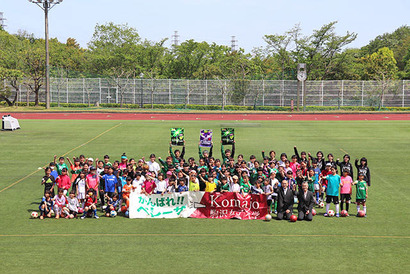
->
xmin=0 ymin=118 xmax=409 ymax=274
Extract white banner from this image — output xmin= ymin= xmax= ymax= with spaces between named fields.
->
xmin=128 ymin=191 xmax=203 ymax=219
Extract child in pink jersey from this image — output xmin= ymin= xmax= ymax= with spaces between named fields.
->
xmin=53 ymin=188 xmax=68 ymax=219
xmin=142 ymin=172 xmax=156 ymax=195
xmin=86 ymin=167 xmax=100 ymax=194
xmin=118 ymin=153 xmax=128 ymax=170
xmin=340 ymin=168 xmax=353 ymax=215
xmin=289 ymin=155 xmax=301 ymax=177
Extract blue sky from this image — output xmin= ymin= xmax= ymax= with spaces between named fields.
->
xmin=2 ymin=0 xmax=409 ymax=52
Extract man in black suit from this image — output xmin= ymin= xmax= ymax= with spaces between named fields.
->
xmin=296 ymin=181 xmax=315 ymax=221
xmin=276 ymin=180 xmax=295 ymax=220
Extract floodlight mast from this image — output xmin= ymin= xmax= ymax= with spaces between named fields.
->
xmin=28 ymin=0 xmax=63 ymax=109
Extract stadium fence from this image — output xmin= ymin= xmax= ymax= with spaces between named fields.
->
xmin=5 ymin=78 xmax=410 ymax=108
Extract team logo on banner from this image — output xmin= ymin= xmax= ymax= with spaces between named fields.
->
xmin=199 ymin=129 xmax=213 ymax=147
xmin=170 ymin=128 xmax=184 ymax=146
xmin=190 ymin=192 xmax=268 ymax=220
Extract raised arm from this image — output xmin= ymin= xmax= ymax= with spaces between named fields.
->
xmin=294 ymin=146 xmax=301 ymax=162
xmin=180 ymin=141 xmax=186 ymax=159
xmin=198 ymin=142 xmax=203 ymax=159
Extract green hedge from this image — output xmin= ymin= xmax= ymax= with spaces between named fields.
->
xmin=2 ymin=101 xmax=410 ymax=112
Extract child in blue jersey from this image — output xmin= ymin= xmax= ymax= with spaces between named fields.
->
xmin=311 ymin=160 xmax=321 ymax=204
xmin=321 ymin=167 xmax=342 ymax=217
xmin=102 ymin=167 xmax=118 ymax=199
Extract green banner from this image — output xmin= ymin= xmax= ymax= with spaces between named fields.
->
xmin=170 ymin=128 xmax=184 ymax=146
xmin=221 ymin=128 xmax=234 ymax=145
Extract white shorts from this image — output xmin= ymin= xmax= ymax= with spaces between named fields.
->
xmin=77 ymin=192 xmax=85 ymax=200
xmin=54 ymin=205 xmax=63 ymax=215
xmin=314 ymin=184 xmax=320 ymax=191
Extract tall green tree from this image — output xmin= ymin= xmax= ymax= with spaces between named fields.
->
xmin=362 ymin=47 xmax=398 ymax=109
xmin=87 ymin=22 xmax=141 ymax=106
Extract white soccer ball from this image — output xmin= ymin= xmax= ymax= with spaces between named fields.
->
xmin=328 ymin=210 xmax=335 ymax=217
xmin=265 ymin=214 xmax=272 ymax=221
xmin=110 ymin=210 xmax=117 ymax=217
xmin=31 ymin=211 xmax=38 ymax=219
xmin=319 ymin=202 xmax=324 ymax=208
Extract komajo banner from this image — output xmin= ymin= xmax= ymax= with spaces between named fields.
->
xmin=128 ymin=191 xmax=267 ymax=220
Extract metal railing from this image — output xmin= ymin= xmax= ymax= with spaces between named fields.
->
xmin=5 ymin=78 xmax=410 ymax=108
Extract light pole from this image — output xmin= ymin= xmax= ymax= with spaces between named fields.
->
xmin=139 ymin=73 xmax=144 ymax=108
xmin=29 ymin=0 xmax=63 ymax=109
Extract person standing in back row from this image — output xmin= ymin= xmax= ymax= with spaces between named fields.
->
xmin=355 ymin=157 xmax=371 ymax=186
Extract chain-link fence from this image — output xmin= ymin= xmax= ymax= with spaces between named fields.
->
xmin=5 ymin=78 xmax=410 ymax=108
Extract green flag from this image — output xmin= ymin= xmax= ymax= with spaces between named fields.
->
xmin=221 ymin=128 xmax=234 ymax=145
xmin=171 ymin=128 xmax=184 ymax=146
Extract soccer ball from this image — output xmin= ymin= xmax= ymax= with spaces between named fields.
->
xmin=357 ymin=210 xmax=366 ymax=217
xmin=31 ymin=212 xmax=38 ymax=219
xmin=319 ymin=202 xmax=324 ymax=208
xmin=264 ymin=214 xmax=272 ymax=221
xmin=328 ymin=210 xmax=335 ymax=217
xmin=110 ymin=210 xmax=117 ymax=217
xmin=311 ymin=209 xmax=317 ymax=216
xmin=78 ymin=208 xmax=84 ymax=214
xmin=341 ymin=210 xmax=348 ymax=217
xmin=290 ymin=215 xmax=297 ymax=222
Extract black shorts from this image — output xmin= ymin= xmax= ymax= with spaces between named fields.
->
xmin=340 ymin=194 xmax=351 ymax=201
xmin=356 ymin=199 xmax=366 ymax=203
xmin=267 ymin=199 xmax=272 ymax=207
xmin=69 ymin=210 xmax=77 ymax=217
xmin=326 ymin=195 xmax=339 ymax=204
xmin=106 ymin=192 xmax=115 ymax=198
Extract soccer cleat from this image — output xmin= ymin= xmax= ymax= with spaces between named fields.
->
xmin=336 ymin=214 xmax=340 ymax=218
xmin=94 ymin=215 xmax=99 ymax=219
xmin=324 ymin=213 xmax=328 ymax=217
xmin=81 ymin=216 xmax=85 ymax=219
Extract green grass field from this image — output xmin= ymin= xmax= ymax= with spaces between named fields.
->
xmin=0 ymin=119 xmax=409 ymax=273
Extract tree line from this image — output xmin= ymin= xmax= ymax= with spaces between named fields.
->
xmin=0 ymin=21 xmax=409 ymax=106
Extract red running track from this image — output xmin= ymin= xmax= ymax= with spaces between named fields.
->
xmin=2 ymin=112 xmax=410 ymax=121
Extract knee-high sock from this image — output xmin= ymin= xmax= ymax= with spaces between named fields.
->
xmin=335 ymin=204 xmax=340 ymax=214
xmin=363 ymin=206 xmax=366 ymax=214
xmin=326 ymin=203 xmax=330 ymax=213
xmin=346 ymin=202 xmax=349 ymax=212
xmin=357 ymin=205 xmax=360 ymax=213
xmin=340 ymin=201 xmax=344 ymax=211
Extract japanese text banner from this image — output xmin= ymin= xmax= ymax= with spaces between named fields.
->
xmin=129 ymin=191 xmax=267 ymax=220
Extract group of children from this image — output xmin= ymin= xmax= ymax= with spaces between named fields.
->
xmin=38 ymin=143 xmax=370 ymax=219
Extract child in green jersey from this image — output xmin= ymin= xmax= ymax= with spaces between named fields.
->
xmin=353 ymin=173 xmax=368 ymax=217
